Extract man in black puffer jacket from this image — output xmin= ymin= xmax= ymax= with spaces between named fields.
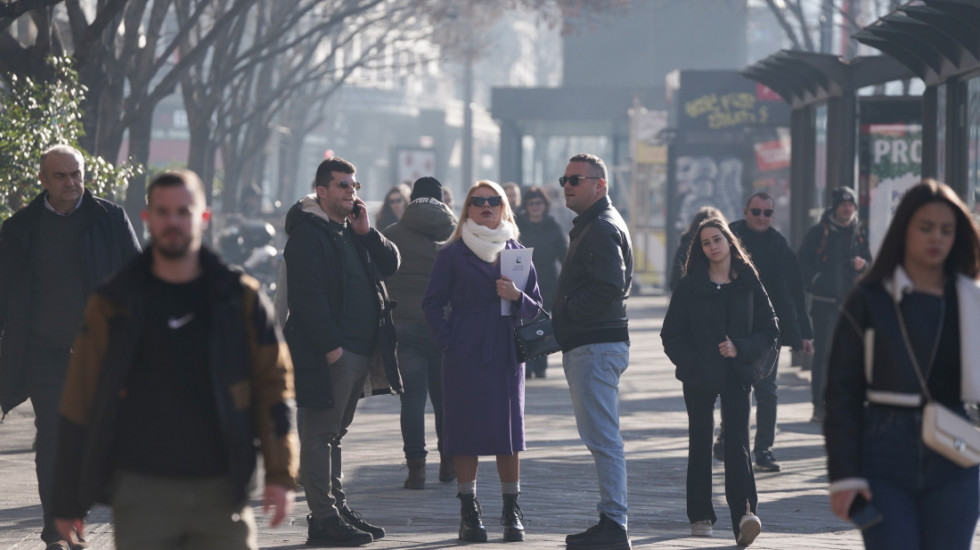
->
xmin=382 ymin=177 xmax=457 ymax=488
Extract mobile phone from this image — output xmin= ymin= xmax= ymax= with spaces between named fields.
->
xmin=848 ymin=494 xmax=882 ymax=530
xmin=350 ymin=201 xmax=361 ymax=219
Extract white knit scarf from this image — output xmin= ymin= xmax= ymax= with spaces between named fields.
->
xmin=460 ymin=218 xmax=515 ymax=263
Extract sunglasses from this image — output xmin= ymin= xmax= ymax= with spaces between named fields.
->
xmin=469 ymin=196 xmax=502 ymax=208
xmin=558 ymin=175 xmax=601 ymax=187
xmin=335 ymin=180 xmax=361 ymax=190
xmin=749 ymin=208 xmax=774 ymax=217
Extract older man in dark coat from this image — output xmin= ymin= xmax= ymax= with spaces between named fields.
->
xmin=0 ymin=144 xmax=140 ymax=550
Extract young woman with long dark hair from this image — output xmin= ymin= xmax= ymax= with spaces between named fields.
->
xmin=661 ymin=218 xmax=777 ymax=547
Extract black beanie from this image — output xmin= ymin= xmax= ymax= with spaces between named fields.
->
xmin=411 ymin=176 xmax=443 ymax=201
xmin=830 ymin=186 xmax=856 ymax=210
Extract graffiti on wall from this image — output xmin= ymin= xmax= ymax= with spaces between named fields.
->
xmin=674 ymin=155 xmax=743 ymax=233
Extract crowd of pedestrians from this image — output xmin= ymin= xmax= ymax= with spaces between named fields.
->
xmin=2 ymin=143 xmax=979 ymax=550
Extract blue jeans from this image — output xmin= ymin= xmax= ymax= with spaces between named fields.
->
xmin=562 ymin=342 xmax=629 ymax=528
xmin=396 ymin=322 xmax=444 ymax=460
xmin=860 ymin=405 xmax=979 ymax=550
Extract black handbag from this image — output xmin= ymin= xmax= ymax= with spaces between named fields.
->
xmin=735 ymin=289 xmax=779 ymax=384
xmin=515 ymin=310 xmax=561 ymax=363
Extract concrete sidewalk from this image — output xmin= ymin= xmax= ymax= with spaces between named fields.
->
xmin=2 ymin=294 xmax=977 ymax=549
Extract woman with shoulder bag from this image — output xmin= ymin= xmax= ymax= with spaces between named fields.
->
xmin=422 ymin=180 xmax=543 ymax=543
xmin=825 ymin=180 xmax=980 ymax=549
xmin=660 ymin=218 xmax=778 ymax=547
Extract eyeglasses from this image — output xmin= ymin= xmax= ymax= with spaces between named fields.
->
xmin=558 ymin=175 xmax=601 ymax=187
xmin=469 ymin=196 xmax=502 ymax=208
xmin=749 ymin=208 xmax=774 ymax=217
xmin=334 ymin=180 xmax=361 ymax=190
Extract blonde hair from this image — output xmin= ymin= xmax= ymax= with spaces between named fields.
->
xmin=446 ymin=180 xmax=520 ymax=243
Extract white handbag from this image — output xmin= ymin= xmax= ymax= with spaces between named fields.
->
xmin=894 ymin=298 xmax=980 ymax=467
xmin=922 ymin=401 xmax=980 ymax=467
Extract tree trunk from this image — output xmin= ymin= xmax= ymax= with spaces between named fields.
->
xmin=125 ymin=109 xmax=154 ymax=242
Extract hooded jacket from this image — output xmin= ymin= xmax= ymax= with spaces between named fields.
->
xmin=50 ymin=247 xmax=298 ymax=518
xmin=382 ymin=197 xmax=457 ymax=325
xmin=798 ymin=209 xmax=871 ymax=303
xmin=282 ymin=195 xmax=402 ymax=409
xmin=0 ymin=190 xmax=140 ymax=414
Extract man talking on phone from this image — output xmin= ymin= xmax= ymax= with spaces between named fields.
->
xmin=282 ymin=156 xmax=402 ymax=546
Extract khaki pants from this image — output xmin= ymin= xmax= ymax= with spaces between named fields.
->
xmin=111 ymin=472 xmax=256 ymax=550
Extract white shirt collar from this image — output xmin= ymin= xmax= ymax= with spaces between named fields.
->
xmin=43 ymin=193 xmax=83 ymax=216
xmin=882 ymin=265 xmax=915 ymax=304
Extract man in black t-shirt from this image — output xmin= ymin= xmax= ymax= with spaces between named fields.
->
xmin=51 ymin=170 xmax=298 ymax=550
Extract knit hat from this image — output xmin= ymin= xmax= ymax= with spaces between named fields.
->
xmin=410 ymin=176 xmax=443 ymax=201
xmin=830 ymin=186 xmax=856 ymax=210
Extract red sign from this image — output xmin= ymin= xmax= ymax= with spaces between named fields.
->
xmin=754 ymin=140 xmax=790 ymax=172
xmin=756 ymin=83 xmax=783 ymax=102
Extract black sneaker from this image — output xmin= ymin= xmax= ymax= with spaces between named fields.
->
xmin=754 ymin=449 xmax=781 ymax=472
xmin=339 ymin=506 xmax=385 ymax=540
xmin=566 ymin=513 xmax=631 ymax=550
xmin=306 ymin=513 xmax=373 ymax=547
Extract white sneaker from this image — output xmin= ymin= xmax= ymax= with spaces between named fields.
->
xmin=736 ymin=514 xmax=762 ymax=547
xmin=691 ymin=520 xmax=713 ymax=537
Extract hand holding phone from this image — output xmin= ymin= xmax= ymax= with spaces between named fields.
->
xmin=848 ymin=494 xmax=882 ymax=530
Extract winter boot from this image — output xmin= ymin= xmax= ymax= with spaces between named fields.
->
xmin=457 ymin=493 xmax=488 ymax=542
xmin=404 ymin=458 xmax=426 ymax=489
xmin=501 ymin=493 xmax=525 ymax=542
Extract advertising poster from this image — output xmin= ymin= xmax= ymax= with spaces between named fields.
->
xmin=862 ymin=123 xmax=922 ymax=255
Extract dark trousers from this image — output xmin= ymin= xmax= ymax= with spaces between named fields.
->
xmin=396 ymin=322 xmax=444 ymax=460
xmin=810 ymin=300 xmax=839 ymax=412
xmin=31 ymin=380 xmax=64 ymax=543
xmin=683 ymin=377 xmax=757 ymax=536
xmin=751 ymin=348 xmax=780 ymax=452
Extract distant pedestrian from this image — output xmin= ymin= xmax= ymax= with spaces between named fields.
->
xmin=503 ymin=182 xmax=523 ymax=216
xmin=798 ymin=186 xmax=871 ymax=421
xmin=422 ymin=180 xmax=543 ymax=543
xmin=382 ymin=176 xmax=458 ymax=489
xmin=669 ymin=206 xmax=725 ymax=292
xmin=0 ymin=143 xmax=140 ymax=550
xmin=375 ymin=183 xmax=410 ymax=230
xmin=283 ymin=156 xmax=401 ymax=547
xmin=661 ymin=217 xmax=776 ymax=547
xmin=824 ymin=180 xmax=980 ymax=549
xmin=516 ymin=185 xmax=567 ymax=378
xmin=553 ymin=154 xmax=634 ymax=550
xmin=713 ymin=193 xmax=812 ymax=473
xmin=50 ymin=170 xmax=297 ymax=550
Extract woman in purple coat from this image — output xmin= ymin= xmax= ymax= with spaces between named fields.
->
xmin=423 ymin=180 xmax=543 ymax=544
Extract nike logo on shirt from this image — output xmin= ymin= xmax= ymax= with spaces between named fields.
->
xmin=167 ymin=312 xmax=195 ymax=330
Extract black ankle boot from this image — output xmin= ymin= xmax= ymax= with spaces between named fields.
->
xmin=457 ymin=493 xmax=488 ymax=542
xmin=501 ymin=493 xmax=525 ymax=542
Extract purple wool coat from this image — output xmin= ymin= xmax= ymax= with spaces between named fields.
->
xmin=422 ymin=239 xmax=543 ymax=456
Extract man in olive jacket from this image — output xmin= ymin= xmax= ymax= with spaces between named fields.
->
xmin=282 ymin=156 xmax=401 ymax=546
xmin=0 ymin=144 xmax=140 ymax=549
xmin=554 ymin=153 xmax=634 ymax=550
xmin=382 ymin=176 xmax=457 ymax=488
xmin=51 ymin=170 xmax=297 ymax=550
